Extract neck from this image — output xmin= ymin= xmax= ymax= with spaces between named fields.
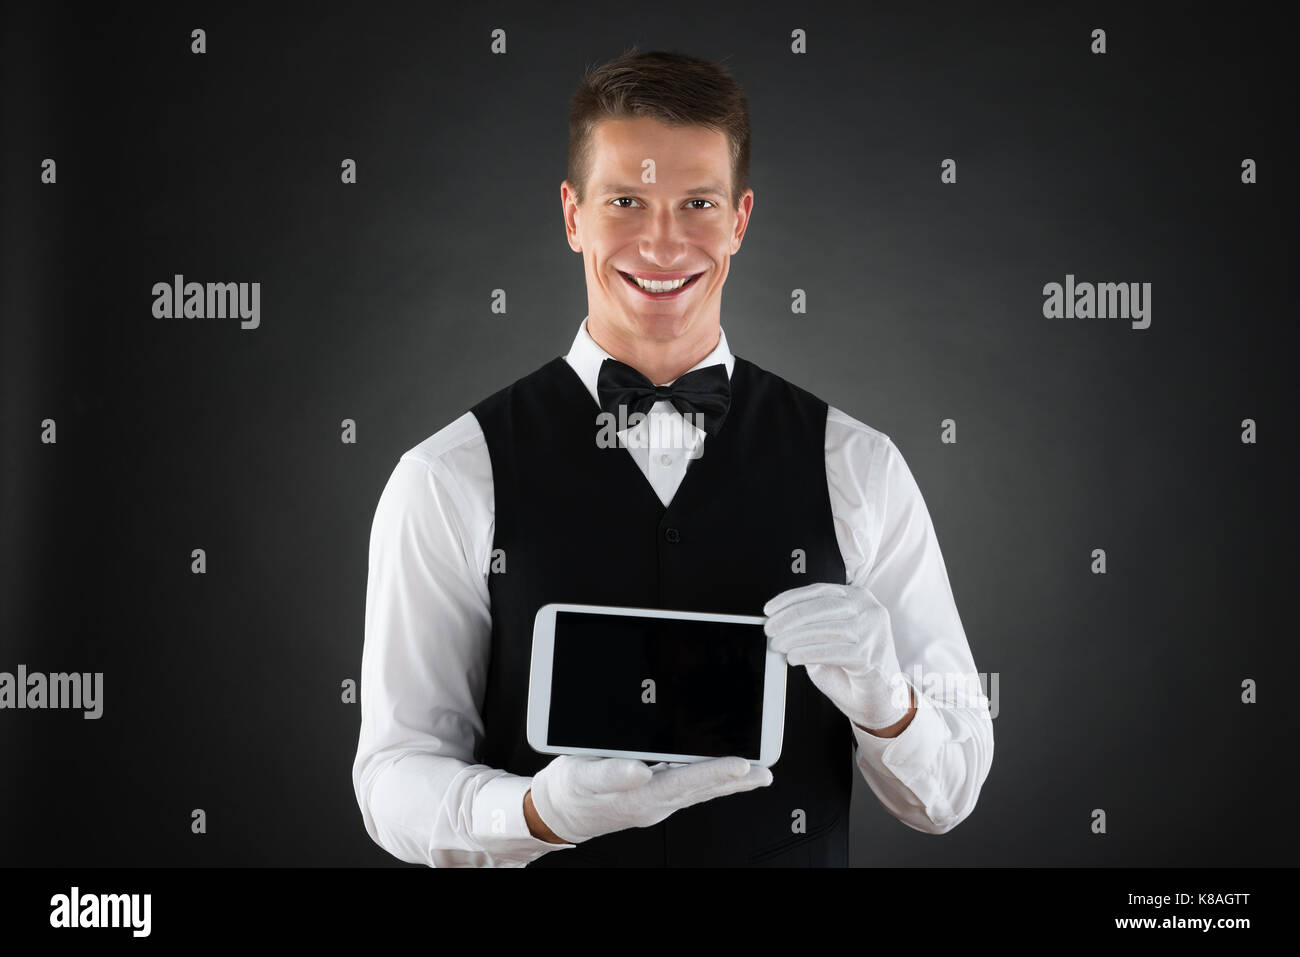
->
xmin=587 ymin=315 xmax=721 ymax=385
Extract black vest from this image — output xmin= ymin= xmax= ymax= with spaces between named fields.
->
xmin=469 ymin=353 xmax=854 ymax=866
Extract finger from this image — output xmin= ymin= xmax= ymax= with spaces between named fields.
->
xmin=582 ymin=757 xmax=654 ymax=793
xmin=782 ymin=640 xmax=864 ymax=668
xmin=768 ymin=624 xmax=859 ymax=655
xmin=679 ymin=766 xmax=774 ymax=807
xmin=762 ymin=582 xmax=848 ymax=618
xmin=764 ymin=595 xmax=858 ymax=637
xmin=639 ymin=756 xmax=752 ymax=801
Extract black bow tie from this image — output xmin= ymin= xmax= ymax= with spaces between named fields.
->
xmin=597 ymin=357 xmax=732 ymax=438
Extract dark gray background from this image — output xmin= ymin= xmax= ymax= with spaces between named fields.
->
xmin=1 ymin=1 xmax=1293 ymax=866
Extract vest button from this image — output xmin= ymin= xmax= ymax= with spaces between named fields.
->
xmin=664 ymin=527 xmax=680 ymax=543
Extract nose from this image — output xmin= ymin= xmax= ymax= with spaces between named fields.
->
xmin=637 ymin=208 xmax=690 ymax=266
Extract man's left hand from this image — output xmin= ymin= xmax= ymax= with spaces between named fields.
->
xmin=763 ymin=582 xmax=912 ymax=733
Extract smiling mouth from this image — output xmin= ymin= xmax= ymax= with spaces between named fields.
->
xmin=618 ymin=271 xmax=704 ymax=295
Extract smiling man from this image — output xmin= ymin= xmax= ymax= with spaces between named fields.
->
xmin=569 ymin=115 xmax=742 ymax=386
xmin=353 ymin=47 xmax=994 ymax=867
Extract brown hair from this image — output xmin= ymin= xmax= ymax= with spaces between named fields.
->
xmin=566 ymin=46 xmax=751 ymax=210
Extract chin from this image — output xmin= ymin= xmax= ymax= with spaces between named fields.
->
xmin=624 ymin=309 xmax=694 ymax=338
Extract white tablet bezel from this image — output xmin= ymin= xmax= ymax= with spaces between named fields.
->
xmin=526 ymin=602 xmax=786 ymax=767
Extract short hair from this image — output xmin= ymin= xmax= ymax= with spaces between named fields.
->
xmin=566 ymin=46 xmax=751 ymax=211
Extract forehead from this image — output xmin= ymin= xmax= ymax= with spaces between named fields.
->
xmin=588 ymin=116 xmax=731 ymax=175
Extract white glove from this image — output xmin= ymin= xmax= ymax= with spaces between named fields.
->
xmin=763 ymin=581 xmax=911 ymax=731
xmin=529 ymin=754 xmax=773 ymax=845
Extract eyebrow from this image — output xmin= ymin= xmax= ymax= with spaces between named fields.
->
xmin=598 ymin=183 xmax=727 ymax=198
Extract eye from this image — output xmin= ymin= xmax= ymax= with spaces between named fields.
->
xmin=608 ymin=197 xmax=717 ymax=209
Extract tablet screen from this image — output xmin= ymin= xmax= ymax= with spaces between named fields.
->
xmin=547 ymin=610 xmax=768 ymax=759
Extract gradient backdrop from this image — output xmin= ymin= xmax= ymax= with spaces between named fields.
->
xmin=1 ymin=1 xmax=1293 ymax=866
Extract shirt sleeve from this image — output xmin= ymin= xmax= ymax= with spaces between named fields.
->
xmin=825 ymin=410 xmax=995 ymax=834
xmin=351 ymin=415 xmax=576 ymax=866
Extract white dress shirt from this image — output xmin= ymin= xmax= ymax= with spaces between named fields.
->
xmin=352 ymin=316 xmax=995 ymax=867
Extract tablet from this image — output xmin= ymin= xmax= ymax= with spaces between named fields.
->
xmin=526 ymin=602 xmax=786 ymax=767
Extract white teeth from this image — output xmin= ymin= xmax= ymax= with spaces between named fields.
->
xmin=631 ymin=274 xmax=692 ymax=292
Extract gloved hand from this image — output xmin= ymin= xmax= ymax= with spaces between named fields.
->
xmin=763 ymin=581 xmax=912 ymax=731
xmin=529 ymin=754 xmax=772 ymax=845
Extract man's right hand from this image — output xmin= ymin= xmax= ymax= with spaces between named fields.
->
xmin=524 ymin=754 xmax=773 ymax=845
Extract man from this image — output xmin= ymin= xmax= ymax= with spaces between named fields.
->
xmin=352 ymin=48 xmax=993 ymax=867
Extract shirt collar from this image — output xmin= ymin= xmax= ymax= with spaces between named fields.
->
xmin=564 ymin=314 xmax=735 ymax=408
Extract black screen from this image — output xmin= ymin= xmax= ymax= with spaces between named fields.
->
xmin=546 ymin=611 xmax=768 ymax=759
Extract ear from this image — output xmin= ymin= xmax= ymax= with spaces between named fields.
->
xmin=730 ymin=188 xmax=755 ymax=253
xmin=561 ymin=180 xmax=582 ymax=252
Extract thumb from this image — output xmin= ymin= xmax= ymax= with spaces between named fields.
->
xmin=582 ymin=758 xmax=654 ymax=793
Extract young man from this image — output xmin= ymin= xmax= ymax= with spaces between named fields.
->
xmin=353 ymin=48 xmax=994 ymax=867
